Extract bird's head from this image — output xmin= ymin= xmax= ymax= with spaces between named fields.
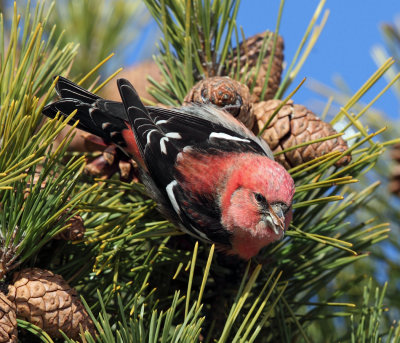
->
xmin=220 ymin=155 xmax=295 ymax=260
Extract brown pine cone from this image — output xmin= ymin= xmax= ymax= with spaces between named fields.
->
xmin=389 ymin=144 xmax=400 ymax=196
xmin=0 ymin=291 xmax=17 ymax=343
xmin=184 ymin=76 xmax=255 ymax=129
xmin=389 ymin=166 xmax=400 ymax=196
xmin=8 ymin=268 xmax=96 ymax=340
xmin=84 ymin=141 xmax=138 ymax=182
xmin=230 ymin=31 xmax=284 ymax=102
xmin=253 ymin=100 xmax=351 ymax=169
xmin=54 ymin=215 xmax=85 ymax=241
xmin=391 ymin=143 xmax=400 ymax=163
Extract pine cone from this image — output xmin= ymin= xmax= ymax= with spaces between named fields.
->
xmin=84 ymin=141 xmax=138 ymax=182
xmin=253 ymin=100 xmax=351 ymax=169
xmin=184 ymin=76 xmax=255 ymax=129
xmin=389 ymin=143 xmax=400 ymax=196
xmin=8 ymin=268 xmax=96 ymax=340
xmin=391 ymin=143 xmax=400 ymax=163
xmin=54 ymin=215 xmax=85 ymax=241
xmin=230 ymin=31 xmax=284 ymax=102
xmin=389 ymin=165 xmax=400 ymax=196
xmin=0 ymin=291 xmax=17 ymax=343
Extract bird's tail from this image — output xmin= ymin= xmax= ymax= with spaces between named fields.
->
xmin=42 ymin=76 xmax=145 ymax=166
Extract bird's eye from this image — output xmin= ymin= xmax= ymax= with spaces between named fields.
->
xmin=254 ymin=192 xmax=267 ymax=204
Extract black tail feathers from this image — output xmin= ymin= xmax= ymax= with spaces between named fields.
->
xmin=42 ymin=76 xmax=131 ymax=147
xmin=55 ymin=76 xmax=101 ymax=103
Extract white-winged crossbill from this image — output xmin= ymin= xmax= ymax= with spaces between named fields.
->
xmin=43 ymin=77 xmax=295 ymax=259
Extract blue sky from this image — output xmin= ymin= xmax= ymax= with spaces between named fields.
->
xmin=235 ymin=0 xmax=400 ymax=118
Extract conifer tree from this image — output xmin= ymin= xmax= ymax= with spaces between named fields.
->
xmin=0 ymin=1 xmax=399 ymax=342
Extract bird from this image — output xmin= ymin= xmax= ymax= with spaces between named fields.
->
xmin=42 ymin=76 xmax=295 ymax=260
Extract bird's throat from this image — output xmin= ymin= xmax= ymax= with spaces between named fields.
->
xmin=230 ymin=223 xmax=282 ymax=260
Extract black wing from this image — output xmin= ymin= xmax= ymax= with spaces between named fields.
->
xmin=117 ymin=79 xmax=270 ymax=190
xmin=117 ymin=79 xmax=273 ymax=247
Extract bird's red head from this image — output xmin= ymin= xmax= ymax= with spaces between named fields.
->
xmin=220 ymin=154 xmax=295 ymax=259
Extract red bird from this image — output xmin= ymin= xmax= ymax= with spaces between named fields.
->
xmin=43 ymin=77 xmax=295 ymax=259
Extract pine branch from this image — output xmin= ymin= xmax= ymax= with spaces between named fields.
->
xmin=2 ymin=1 xmax=398 ymax=342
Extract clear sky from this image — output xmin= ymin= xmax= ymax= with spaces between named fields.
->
xmin=236 ymin=0 xmax=400 ymax=118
